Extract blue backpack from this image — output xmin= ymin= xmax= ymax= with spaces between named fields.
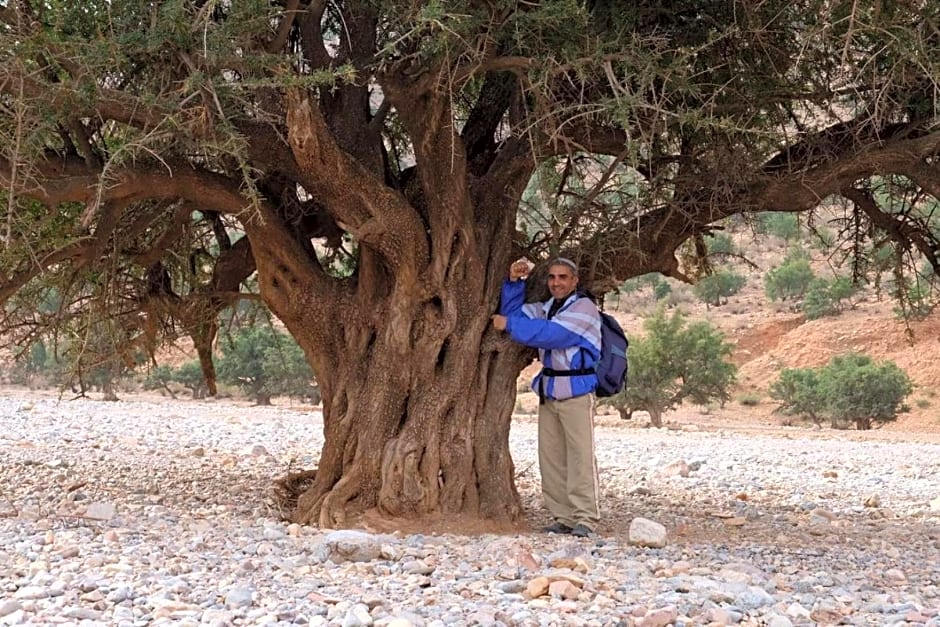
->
xmin=594 ymin=312 xmax=629 ymax=397
xmin=542 ymin=305 xmax=629 ymax=398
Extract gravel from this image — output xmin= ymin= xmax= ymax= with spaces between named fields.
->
xmin=1 ymin=393 xmax=939 ymax=626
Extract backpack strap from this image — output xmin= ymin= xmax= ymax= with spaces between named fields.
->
xmin=542 ymin=366 xmax=594 ymax=377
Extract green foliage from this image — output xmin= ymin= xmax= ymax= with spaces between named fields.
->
xmin=755 ymin=213 xmax=802 ymax=242
xmin=893 ymin=283 xmax=934 ymax=320
xmin=7 ymin=340 xmax=52 ymax=386
xmin=736 ymin=392 xmax=762 ymax=406
xmin=809 ymin=226 xmax=837 ymax=252
xmin=770 ymin=354 xmax=912 ymax=429
xmin=144 ymin=362 xmax=210 ymax=399
xmin=704 ymin=232 xmax=736 ymax=256
xmin=822 ymin=354 xmax=912 ymax=429
xmin=765 ymin=253 xmax=815 ymax=302
xmin=693 ymin=269 xmax=746 ymax=307
xmin=217 ymin=326 xmax=317 ymax=404
xmin=618 ymin=273 xmax=661 ymax=295
xmin=769 ymin=368 xmax=825 ymax=425
xmin=802 ymin=276 xmax=858 ymax=319
xmin=602 ymin=308 xmax=737 ymax=426
xmin=653 ymin=279 xmax=672 ymax=301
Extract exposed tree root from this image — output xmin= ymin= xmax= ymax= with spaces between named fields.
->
xmin=272 ymin=468 xmax=317 ymax=520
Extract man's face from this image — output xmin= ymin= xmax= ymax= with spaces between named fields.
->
xmin=547 ymin=263 xmax=579 ymax=301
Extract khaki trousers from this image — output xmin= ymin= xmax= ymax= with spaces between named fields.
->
xmin=537 ymin=394 xmax=600 ymax=530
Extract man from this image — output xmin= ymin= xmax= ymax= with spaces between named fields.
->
xmin=491 ymin=257 xmax=602 ymax=537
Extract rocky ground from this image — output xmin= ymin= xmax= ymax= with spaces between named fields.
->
xmin=1 ymin=392 xmax=940 ymax=627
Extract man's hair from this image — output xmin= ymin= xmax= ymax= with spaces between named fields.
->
xmin=548 ymin=257 xmax=579 ymax=275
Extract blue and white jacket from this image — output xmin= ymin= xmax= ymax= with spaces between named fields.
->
xmin=500 ymin=280 xmax=602 ymax=400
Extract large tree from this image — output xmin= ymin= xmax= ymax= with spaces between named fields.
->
xmin=1 ymin=1 xmax=938 ymax=528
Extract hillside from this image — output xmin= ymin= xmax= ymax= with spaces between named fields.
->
xmin=589 ymin=231 xmax=940 ymax=434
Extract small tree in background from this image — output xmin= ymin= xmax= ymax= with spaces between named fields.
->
xmin=893 ymin=283 xmax=935 ymax=320
xmin=694 ymin=269 xmax=746 ymax=308
xmin=8 ymin=340 xmax=50 ymax=387
xmin=172 ymin=362 xmax=212 ymax=399
xmin=704 ymin=232 xmax=736 ymax=256
xmin=217 ymin=326 xmax=316 ymax=405
xmin=769 ymin=367 xmax=825 ymax=426
xmin=822 ymin=354 xmax=912 ymax=430
xmin=602 ymin=308 xmax=737 ymax=427
xmin=143 ymin=365 xmax=179 ymax=399
xmin=144 ymin=362 xmax=211 ymax=399
xmin=770 ymin=354 xmax=912 ymax=430
xmin=802 ymin=276 xmax=858 ymax=320
xmin=261 ymin=340 xmax=321 ymax=404
xmin=653 ymin=279 xmax=673 ymax=302
xmin=756 ymin=212 xmax=802 ymax=244
xmin=765 ymin=253 xmax=815 ymax=302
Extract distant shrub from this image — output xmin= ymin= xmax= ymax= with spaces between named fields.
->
xmin=822 ymin=354 xmax=912 ymax=429
xmin=601 ymin=307 xmax=737 ymax=427
xmin=809 ymin=226 xmax=836 ymax=251
xmin=737 ymin=392 xmax=762 ymax=406
xmin=765 ymin=254 xmax=815 ymax=302
xmin=802 ymin=276 xmax=858 ymax=319
xmin=694 ymin=269 xmax=746 ymax=307
xmin=705 ymin=232 xmax=736 ymax=256
xmin=653 ymin=279 xmax=672 ymax=301
xmin=619 ymin=273 xmax=662 ymax=295
xmin=769 ymin=367 xmax=825 ymax=426
xmin=756 ymin=212 xmax=802 ymax=242
xmin=770 ymin=353 xmax=912 ymax=430
xmin=218 ymin=326 xmax=318 ymax=405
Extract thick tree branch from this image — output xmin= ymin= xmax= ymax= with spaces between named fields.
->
xmin=298 ymin=1 xmax=332 ymax=70
xmin=0 ymin=156 xmax=259 ymax=214
xmin=266 ymin=0 xmax=302 ymax=53
xmin=285 ymin=89 xmax=428 ymax=271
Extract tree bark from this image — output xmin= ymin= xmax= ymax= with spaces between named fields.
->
xmin=648 ymin=406 xmax=664 ymax=428
xmin=247 ymin=211 xmax=529 ymax=526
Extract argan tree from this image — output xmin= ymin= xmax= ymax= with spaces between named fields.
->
xmin=1 ymin=1 xmax=939 ymax=528
xmin=603 ymin=307 xmax=737 ymax=427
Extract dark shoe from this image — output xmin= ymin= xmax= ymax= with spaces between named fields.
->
xmin=542 ymin=521 xmax=573 ymax=534
xmin=570 ymin=523 xmax=595 ymax=538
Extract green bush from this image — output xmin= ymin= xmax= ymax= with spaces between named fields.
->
xmin=653 ymin=279 xmax=672 ymax=301
xmin=756 ymin=212 xmax=801 ymax=242
xmin=704 ymin=232 xmax=736 ymax=256
xmin=821 ymin=354 xmax=912 ymax=429
xmin=737 ymin=392 xmax=762 ymax=406
xmin=765 ymin=253 xmax=815 ymax=302
xmin=217 ymin=326 xmax=318 ymax=405
xmin=144 ymin=362 xmax=211 ymax=399
xmin=802 ymin=276 xmax=858 ymax=320
xmin=769 ymin=367 xmax=825 ymax=425
xmin=770 ymin=354 xmax=912 ymax=429
xmin=694 ymin=269 xmax=746 ymax=307
xmin=809 ymin=226 xmax=836 ymax=251
xmin=8 ymin=340 xmax=53 ymax=386
xmin=601 ymin=307 xmax=737 ymax=427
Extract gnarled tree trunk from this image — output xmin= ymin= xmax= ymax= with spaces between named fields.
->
xmin=239 ymin=80 xmax=537 ymax=527
xmin=246 ymin=212 xmax=530 ymax=527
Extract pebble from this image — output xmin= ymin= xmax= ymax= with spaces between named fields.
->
xmin=1 ymin=394 xmax=939 ymax=626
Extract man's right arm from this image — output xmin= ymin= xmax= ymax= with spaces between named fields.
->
xmin=499 ymin=279 xmax=527 ymax=316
